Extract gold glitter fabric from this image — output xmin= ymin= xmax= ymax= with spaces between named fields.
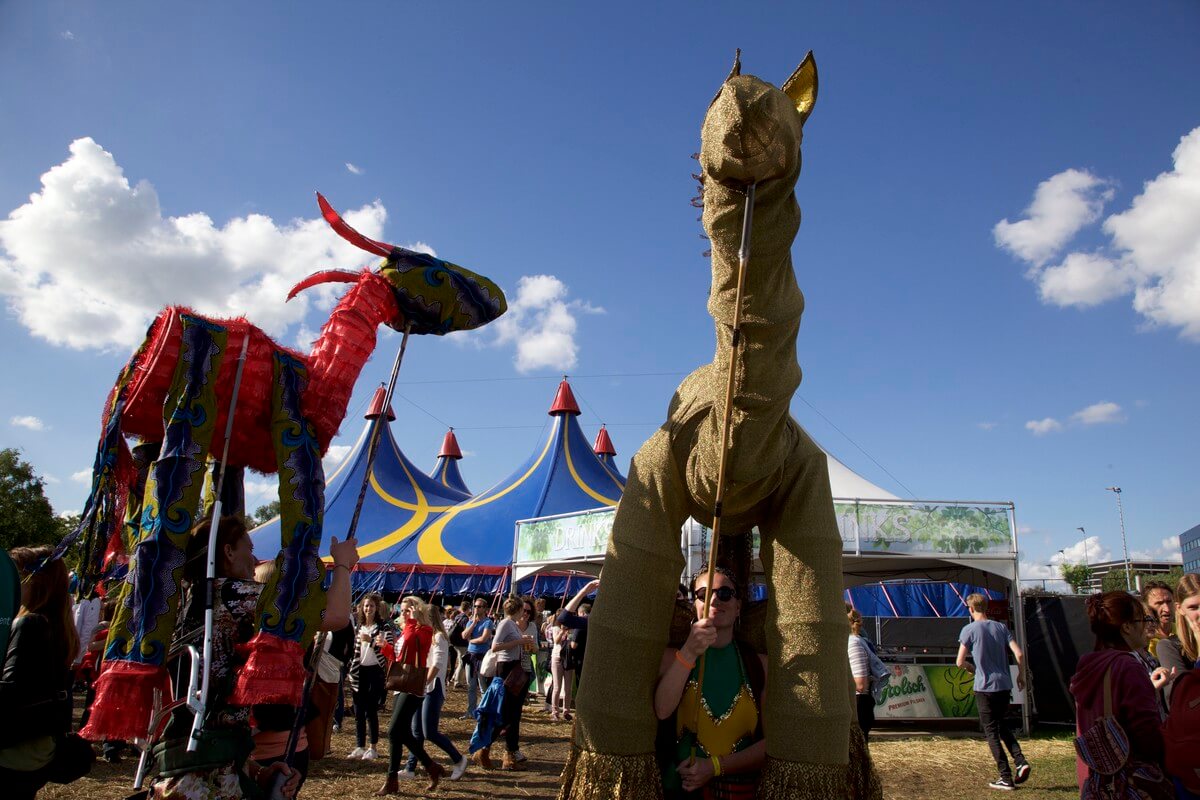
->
xmin=556 ymin=747 xmax=663 ymax=800
xmin=847 ymin=724 xmax=884 ymax=800
xmin=563 ymin=53 xmax=874 ymax=799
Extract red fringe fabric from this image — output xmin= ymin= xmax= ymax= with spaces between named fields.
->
xmin=79 ymin=660 xmax=170 ymax=742
xmin=230 ymin=632 xmax=306 ymax=707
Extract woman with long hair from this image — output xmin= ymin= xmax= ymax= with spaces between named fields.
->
xmin=348 ymin=592 xmax=391 ymax=760
xmin=1069 ymin=590 xmax=1170 ymax=796
xmin=489 ymin=596 xmax=536 ymax=771
xmin=0 ymin=545 xmax=84 ymax=799
xmin=397 ymin=603 xmax=468 ymax=782
xmin=654 ymin=567 xmax=767 ymax=799
xmin=1157 ymin=574 xmax=1200 ymax=686
xmin=548 ymin=613 xmax=574 ymax=722
xmin=376 ymin=595 xmax=443 ymax=794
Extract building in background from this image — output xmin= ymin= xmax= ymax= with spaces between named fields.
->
xmin=1080 ymin=559 xmax=1183 ymax=594
xmin=1181 ymin=523 xmax=1200 ymax=574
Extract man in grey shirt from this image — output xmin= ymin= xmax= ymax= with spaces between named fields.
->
xmin=956 ymin=593 xmax=1029 ymax=791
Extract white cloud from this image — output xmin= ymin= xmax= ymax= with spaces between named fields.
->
xmin=1131 ymin=537 xmax=1183 ymax=562
xmin=43 ymin=473 xmax=60 ymax=484
xmin=323 ymin=444 xmax=352 ymax=473
xmin=1071 ymin=401 xmax=1125 ymax=426
xmin=1024 ymin=417 xmax=1062 ymax=436
xmin=61 ymin=31 xmax=76 ymax=41
xmin=1050 ymin=536 xmax=1112 ymax=566
xmin=1037 ymin=252 xmax=1134 ymax=307
xmin=345 ymin=163 xmax=364 ymax=175
xmin=491 ymin=274 xmax=604 ymax=373
xmin=977 ymin=421 xmax=998 ymax=431
xmin=10 ymin=415 xmax=46 ymax=431
xmin=244 ymin=478 xmax=277 ymax=506
xmin=71 ymin=469 xmax=92 ymax=484
xmin=998 ymin=127 xmax=1200 ymax=341
xmin=0 ymin=138 xmax=388 ymax=352
xmin=994 ymin=169 xmax=1113 ymax=267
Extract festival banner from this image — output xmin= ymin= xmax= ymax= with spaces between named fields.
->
xmin=874 ymin=664 xmax=1024 ymax=719
xmin=515 ymin=507 xmax=615 ymax=563
xmin=835 ymin=501 xmax=1014 ymax=557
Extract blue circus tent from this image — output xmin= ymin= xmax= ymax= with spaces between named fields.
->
xmin=428 ymin=430 xmax=471 ymax=495
xmin=843 ymin=580 xmax=1004 ymax=618
xmin=592 ymin=425 xmax=627 ymax=485
xmin=248 ymin=386 xmax=471 ymax=562
xmin=372 ymin=379 xmax=625 ymax=572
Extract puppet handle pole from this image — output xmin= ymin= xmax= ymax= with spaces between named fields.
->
xmin=691 ymin=182 xmax=755 ymax=765
xmin=345 ymin=321 xmax=412 ymax=543
xmin=188 ymin=334 xmax=250 ymax=753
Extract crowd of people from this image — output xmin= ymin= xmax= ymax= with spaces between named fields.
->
xmin=3 ymin=520 xmax=1199 ymax=799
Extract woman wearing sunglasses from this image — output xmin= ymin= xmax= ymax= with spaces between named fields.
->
xmin=654 ymin=567 xmax=766 ymax=799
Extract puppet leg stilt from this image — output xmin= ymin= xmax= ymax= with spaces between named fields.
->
xmin=754 ymin=434 xmax=861 ymax=798
xmin=559 ymin=426 xmax=692 ymax=800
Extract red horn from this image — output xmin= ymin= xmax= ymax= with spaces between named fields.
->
xmin=316 ymin=192 xmax=394 ymax=258
xmin=286 ymin=269 xmax=363 ymax=301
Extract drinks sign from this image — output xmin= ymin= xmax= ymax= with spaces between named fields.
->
xmin=875 ymin=664 xmax=1024 ymax=719
xmin=514 ymin=507 xmax=615 ymax=563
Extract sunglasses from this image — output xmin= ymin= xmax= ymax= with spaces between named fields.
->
xmin=694 ymin=586 xmax=736 ymax=603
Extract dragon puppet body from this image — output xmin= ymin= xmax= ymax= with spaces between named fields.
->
xmin=558 ymin=54 xmax=881 ymax=799
xmin=76 ymin=196 xmax=506 ymax=743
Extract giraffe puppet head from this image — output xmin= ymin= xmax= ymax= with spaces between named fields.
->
xmin=700 ymin=51 xmax=818 ymax=187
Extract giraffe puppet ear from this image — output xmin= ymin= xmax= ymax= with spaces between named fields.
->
xmin=726 ymin=48 xmax=742 ymax=81
xmin=781 ymin=51 xmax=818 ymax=125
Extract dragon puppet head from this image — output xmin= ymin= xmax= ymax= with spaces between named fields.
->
xmin=287 ymin=193 xmax=507 ymax=336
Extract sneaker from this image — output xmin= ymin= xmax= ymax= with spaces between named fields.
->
xmin=1014 ymin=764 xmax=1031 ymax=785
xmin=512 ymin=749 xmax=527 ymax=763
xmin=362 ymin=747 xmax=378 ymax=760
xmin=347 ymin=746 xmax=366 ymax=759
xmin=988 ymin=778 xmax=1015 ymax=791
xmin=397 ymin=768 xmax=417 ymax=781
xmin=450 ymin=755 xmax=469 ymax=780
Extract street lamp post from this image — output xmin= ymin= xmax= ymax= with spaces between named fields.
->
xmin=1105 ymin=487 xmax=1131 ymax=591
xmin=1076 ymin=526 xmax=1089 ymax=567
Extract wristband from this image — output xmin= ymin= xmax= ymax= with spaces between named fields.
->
xmin=333 ymin=563 xmax=351 ymax=572
xmin=674 ymin=650 xmax=695 ymax=670
xmin=710 ymin=755 xmax=722 ymax=777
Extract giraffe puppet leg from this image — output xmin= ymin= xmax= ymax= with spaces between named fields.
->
xmin=559 ymin=424 xmax=692 ymax=800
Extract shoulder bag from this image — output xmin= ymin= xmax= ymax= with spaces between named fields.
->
xmin=385 ymin=634 xmax=426 ymax=696
xmin=1075 ymin=667 xmax=1174 ymax=800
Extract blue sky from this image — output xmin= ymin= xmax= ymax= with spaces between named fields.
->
xmin=2 ymin=2 xmax=1197 ymax=587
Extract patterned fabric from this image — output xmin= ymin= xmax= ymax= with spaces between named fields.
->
xmin=231 ymin=351 xmax=327 ymax=706
xmin=151 ymin=766 xmax=242 ymax=800
xmin=109 ymin=315 xmax=227 ymax=665
xmin=82 ymin=315 xmax=227 ymax=742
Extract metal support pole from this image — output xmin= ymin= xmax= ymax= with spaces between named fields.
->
xmin=1106 ymin=487 xmax=1131 ymax=591
xmin=1009 ymin=503 xmax=1031 ymax=737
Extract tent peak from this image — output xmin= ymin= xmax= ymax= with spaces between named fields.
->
xmin=593 ymin=425 xmax=616 ymax=456
xmin=549 ymin=378 xmax=581 ymax=416
xmin=438 ymin=429 xmax=463 ymax=459
xmin=365 ymin=385 xmax=396 ymax=421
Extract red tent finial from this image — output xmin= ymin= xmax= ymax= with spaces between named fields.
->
xmin=365 ymin=385 xmax=396 ymax=421
xmin=439 ymin=429 xmax=463 ymax=459
xmin=593 ymin=425 xmax=616 ymax=456
xmin=549 ymin=378 xmax=581 ymax=416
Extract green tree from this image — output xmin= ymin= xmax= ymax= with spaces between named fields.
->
xmin=251 ymin=501 xmax=280 ymax=526
xmin=0 ymin=448 xmax=62 ymax=551
xmin=1059 ymin=563 xmax=1094 ymax=594
xmin=1100 ymin=566 xmax=1184 ymax=594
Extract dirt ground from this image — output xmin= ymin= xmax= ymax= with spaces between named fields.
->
xmin=42 ymin=685 xmax=1080 ymax=800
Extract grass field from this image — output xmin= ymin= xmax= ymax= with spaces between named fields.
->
xmin=43 ymin=688 xmax=1080 ymax=800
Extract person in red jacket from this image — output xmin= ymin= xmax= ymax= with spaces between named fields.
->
xmin=1069 ymin=591 xmax=1167 ymax=792
xmin=376 ymin=596 xmax=441 ymax=794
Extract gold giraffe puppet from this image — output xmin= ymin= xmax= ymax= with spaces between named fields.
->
xmin=558 ymin=53 xmax=881 ymax=799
